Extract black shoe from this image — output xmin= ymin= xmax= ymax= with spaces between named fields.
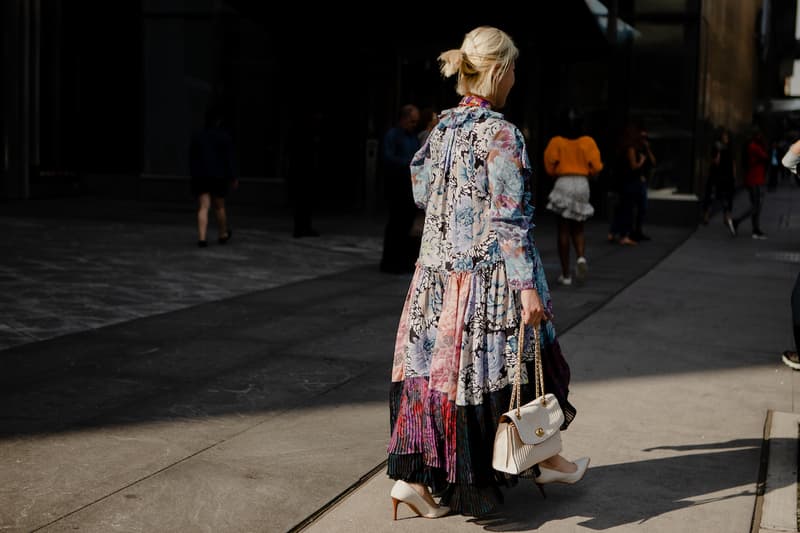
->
xmin=218 ymin=228 xmax=232 ymax=244
xmin=198 ymin=240 xmax=208 ymax=248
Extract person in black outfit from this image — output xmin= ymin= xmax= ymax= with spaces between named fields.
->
xmin=701 ymin=129 xmax=736 ymax=235
xmin=630 ymin=128 xmax=656 ymax=242
xmin=189 ymin=106 xmax=238 ymax=247
xmin=379 ymin=104 xmax=421 ymax=273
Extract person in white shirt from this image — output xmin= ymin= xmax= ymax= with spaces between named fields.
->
xmin=780 ymin=140 xmax=800 ymax=370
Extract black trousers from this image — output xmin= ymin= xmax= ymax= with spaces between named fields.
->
xmin=733 ymin=185 xmax=764 ymax=233
xmin=702 ymin=175 xmax=734 ymax=214
xmin=380 ymin=171 xmax=420 ymax=273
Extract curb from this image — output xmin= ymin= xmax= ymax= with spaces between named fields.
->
xmin=754 ymin=410 xmax=799 ymax=533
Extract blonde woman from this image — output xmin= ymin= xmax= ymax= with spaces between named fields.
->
xmin=387 ymin=26 xmax=588 ymax=520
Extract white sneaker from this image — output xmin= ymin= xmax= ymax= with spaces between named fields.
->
xmin=575 ymin=257 xmax=588 ymax=281
xmin=557 ymin=274 xmax=572 ymax=286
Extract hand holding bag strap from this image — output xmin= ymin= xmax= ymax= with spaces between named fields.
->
xmin=509 ymin=321 xmax=547 ymax=418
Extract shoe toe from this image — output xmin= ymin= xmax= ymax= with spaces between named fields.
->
xmin=575 ymin=457 xmax=591 ymax=477
xmin=430 ymin=505 xmax=450 ymax=518
xmin=575 ymin=258 xmax=588 ymax=280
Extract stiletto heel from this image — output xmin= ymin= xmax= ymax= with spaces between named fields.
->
xmin=390 ymin=480 xmax=450 ymax=519
xmin=535 ymin=457 xmax=590 ymax=485
xmin=535 ymin=482 xmax=547 ymax=498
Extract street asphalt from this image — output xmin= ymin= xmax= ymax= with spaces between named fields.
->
xmin=0 ymin=184 xmax=798 ymax=532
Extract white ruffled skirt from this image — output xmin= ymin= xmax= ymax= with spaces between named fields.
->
xmin=546 ymin=175 xmax=594 ymax=221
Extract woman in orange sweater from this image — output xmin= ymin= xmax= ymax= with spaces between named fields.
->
xmin=544 ymin=111 xmax=603 ymax=285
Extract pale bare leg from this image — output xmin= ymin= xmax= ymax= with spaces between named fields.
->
xmin=212 ymin=196 xmax=228 ymax=239
xmin=556 ymin=216 xmax=571 ymax=278
xmin=570 ymin=220 xmax=585 ymax=259
xmin=197 ymin=193 xmax=211 ymax=242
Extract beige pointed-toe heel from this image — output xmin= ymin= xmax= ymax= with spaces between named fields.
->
xmin=535 ymin=457 xmax=591 ymax=485
xmin=390 ymin=480 xmax=450 ymax=520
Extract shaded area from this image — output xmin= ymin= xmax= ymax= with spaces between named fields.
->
xmin=0 ymin=215 xmax=692 ymax=440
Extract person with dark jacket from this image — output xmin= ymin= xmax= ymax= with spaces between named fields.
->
xmin=379 ymin=104 xmax=421 ymax=273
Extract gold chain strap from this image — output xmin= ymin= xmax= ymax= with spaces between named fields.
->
xmin=510 ymin=321 xmax=546 ymax=418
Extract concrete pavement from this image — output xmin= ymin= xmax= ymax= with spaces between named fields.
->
xmin=0 ymin=186 xmax=797 ymax=532
xmin=302 ymin=190 xmax=800 ymax=533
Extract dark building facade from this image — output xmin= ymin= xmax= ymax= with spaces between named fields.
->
xmin=1 ymin=0 xmax=775 ymax=222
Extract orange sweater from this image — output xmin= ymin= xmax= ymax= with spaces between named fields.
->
xmin=543 ymin=135 xmax=603 ymax=178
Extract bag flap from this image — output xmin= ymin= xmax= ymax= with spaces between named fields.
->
xmin=499 ymin=393 xmax=564 ymax=444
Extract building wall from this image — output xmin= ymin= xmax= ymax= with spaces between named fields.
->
xmin=700 ymin=0 xmax=761 ymax=135
xmin=2 ymin=1 xmax=770 ymax=217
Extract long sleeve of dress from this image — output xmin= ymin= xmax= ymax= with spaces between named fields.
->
xmin=487 ymin=126 xmax=536 ymax=290
xmin=410 ymin=142 xmax=431 ymax=209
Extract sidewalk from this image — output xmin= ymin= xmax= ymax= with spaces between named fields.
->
xmin=300 ymin=186 xmax=800 ymax=533
xmin=0 ymin=186 xmax=797 ymax=532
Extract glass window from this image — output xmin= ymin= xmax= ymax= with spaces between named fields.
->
xmin=633 ymin=23 xmax=685 ymax=48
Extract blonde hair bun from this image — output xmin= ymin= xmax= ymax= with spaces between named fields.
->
xmin=438 ymin=49 xmax=463 ymax=78
xmin=438 ymin=26 xmax=518 ymax=98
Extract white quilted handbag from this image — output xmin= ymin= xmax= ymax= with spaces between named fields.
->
xmin=492 ymin=323 xmax=564 ymax=475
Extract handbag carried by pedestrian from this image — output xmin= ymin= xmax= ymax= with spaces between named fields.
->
xmin=492 ymin=321 xmax=564 ymax=475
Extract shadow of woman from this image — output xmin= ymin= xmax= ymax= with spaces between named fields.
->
xmin=470 ymin=438 xmax=782 ymax=531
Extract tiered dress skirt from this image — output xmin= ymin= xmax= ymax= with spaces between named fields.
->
xmin=387 ymin=256 xmax=575 ymax=516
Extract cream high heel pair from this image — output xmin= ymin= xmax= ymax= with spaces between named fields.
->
xmin=390 ymin=458 xmax=589 ymax=516
xmin=534 ymin=456 xmax=591 ymax=498
xmin=391 ymin=480 xmax=450 ymax=520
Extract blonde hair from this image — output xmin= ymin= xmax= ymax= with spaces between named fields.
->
xmin=438 ymin=26 xmax=519 ymax=99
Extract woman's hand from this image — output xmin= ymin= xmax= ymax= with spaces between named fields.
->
xmin=520 ymin=288 xmax=545 ymax=327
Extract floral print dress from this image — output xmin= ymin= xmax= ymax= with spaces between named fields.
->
xmin=387 ymin=96 xmax=575 ymax=516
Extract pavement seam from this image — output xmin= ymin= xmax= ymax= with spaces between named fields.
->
xmin=286 ymin=460 xmax=388 ymax=532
